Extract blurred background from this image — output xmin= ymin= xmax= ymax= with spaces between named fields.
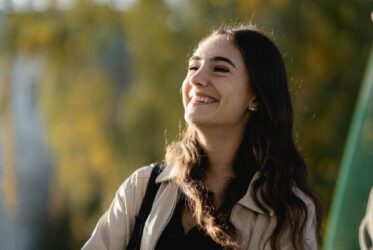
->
xmin=0 ymin=0 xmax=372 ymax=249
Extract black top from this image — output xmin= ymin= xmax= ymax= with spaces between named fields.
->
xmin=154 ymin=192 xmax=234 ymax=250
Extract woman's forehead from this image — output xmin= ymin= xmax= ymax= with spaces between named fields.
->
xmin=193 ymin=35 xmax=239 ymax=59
xmin=191 ymin=35 xmax=245 ymax=71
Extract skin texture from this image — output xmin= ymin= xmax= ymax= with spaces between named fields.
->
xmin=180 ymin=35 xmax=257 ymax=234
xmin=182 ymin=35 xmax=257 ymax=179
xmin=182 ymin=35 xmax=255 ymax=130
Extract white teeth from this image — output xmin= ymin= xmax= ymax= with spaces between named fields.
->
xmin=193 ymin=95 xmax=216 ymax=104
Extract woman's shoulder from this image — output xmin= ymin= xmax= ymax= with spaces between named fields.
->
xmin=117 ymin=163 xmax=172 ymax=193
xmin=116 ymin=164 xmax=159 ymax=194
xmin=292 ymin=187 xmax=318 ymax=240
xmin=129 ymin=164 xmax=156 ymax=180
xmin=292 ymin=187 xmax=316 ymax=207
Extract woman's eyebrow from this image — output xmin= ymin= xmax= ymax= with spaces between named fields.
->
xmin=189 ymin=55 xmax=236 ymax=68
xmin=211 ymin=56 xmax=236 ymax=68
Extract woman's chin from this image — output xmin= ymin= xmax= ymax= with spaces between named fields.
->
xmin=184 ymin=113 xmax=213 ymax=127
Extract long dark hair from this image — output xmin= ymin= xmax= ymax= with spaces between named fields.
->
xmin=166 ymin=24 xmax=322 ymax=250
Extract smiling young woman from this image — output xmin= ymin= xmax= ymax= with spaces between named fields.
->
xmin=82 ymin=24 xmax=322 ymax=250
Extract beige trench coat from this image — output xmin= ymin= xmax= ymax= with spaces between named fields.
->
xmin=82 ymin=165 xmax=318 ymax=250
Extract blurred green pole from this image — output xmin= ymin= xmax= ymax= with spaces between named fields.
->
xmin=323 ymin=47 xmax=373 ymax=250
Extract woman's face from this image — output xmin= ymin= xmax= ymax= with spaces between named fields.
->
xmin=182 ymin=35 xmax=255 ymax=129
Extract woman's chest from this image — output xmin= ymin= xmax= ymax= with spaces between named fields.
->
xmin=140 ymin=183 xmax=274 ymax=250
xmin=154 ymin=194 xmax=224 ymax=250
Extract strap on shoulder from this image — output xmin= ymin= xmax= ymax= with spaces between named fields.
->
xmin=126 ymin=163 xmax=163 ymax=250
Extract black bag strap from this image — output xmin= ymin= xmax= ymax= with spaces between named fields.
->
xmin=126 ymin=163 xmax=163 ymax=250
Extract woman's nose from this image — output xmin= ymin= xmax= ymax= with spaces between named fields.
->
xmin=189 ymin=67 xmax=209 ymax=87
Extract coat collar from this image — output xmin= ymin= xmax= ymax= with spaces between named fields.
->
xmin=155 ymin=164 xmax=274 ymax=216
xmin=155 ymin=163 xmax=179 ymax=183
xmin=238 ymin=171 xmax=274 ymax=216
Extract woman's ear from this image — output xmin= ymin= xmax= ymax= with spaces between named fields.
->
xmin=248 ymin=97 xmax=258 ymax=111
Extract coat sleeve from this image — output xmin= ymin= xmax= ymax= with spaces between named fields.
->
xmin=81 ymin=166 xmax=154 ymax=250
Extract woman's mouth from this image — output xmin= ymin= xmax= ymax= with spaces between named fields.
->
xmin=191 ymin=95 xmax=218 ymax=104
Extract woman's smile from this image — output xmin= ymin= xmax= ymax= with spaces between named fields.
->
xmin=182 ymin=35 xmax=253 ymax=128
xmin=191 ymin=95 xmax=217 ymax=105
xmin=188 ymin=92 xmax=219 ymax=106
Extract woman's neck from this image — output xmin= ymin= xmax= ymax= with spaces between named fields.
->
xmin=195 ymin=126 xmax=244 ymax=178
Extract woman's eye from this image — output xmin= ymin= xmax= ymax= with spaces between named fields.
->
xmin=188 ymin=66 xmax=199 ymax=71
xmin=214 ymin=66 xmax=229 ymax=73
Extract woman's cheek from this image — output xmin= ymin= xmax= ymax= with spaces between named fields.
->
xmin=181 ymin=80 xmax=190 ymax=108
